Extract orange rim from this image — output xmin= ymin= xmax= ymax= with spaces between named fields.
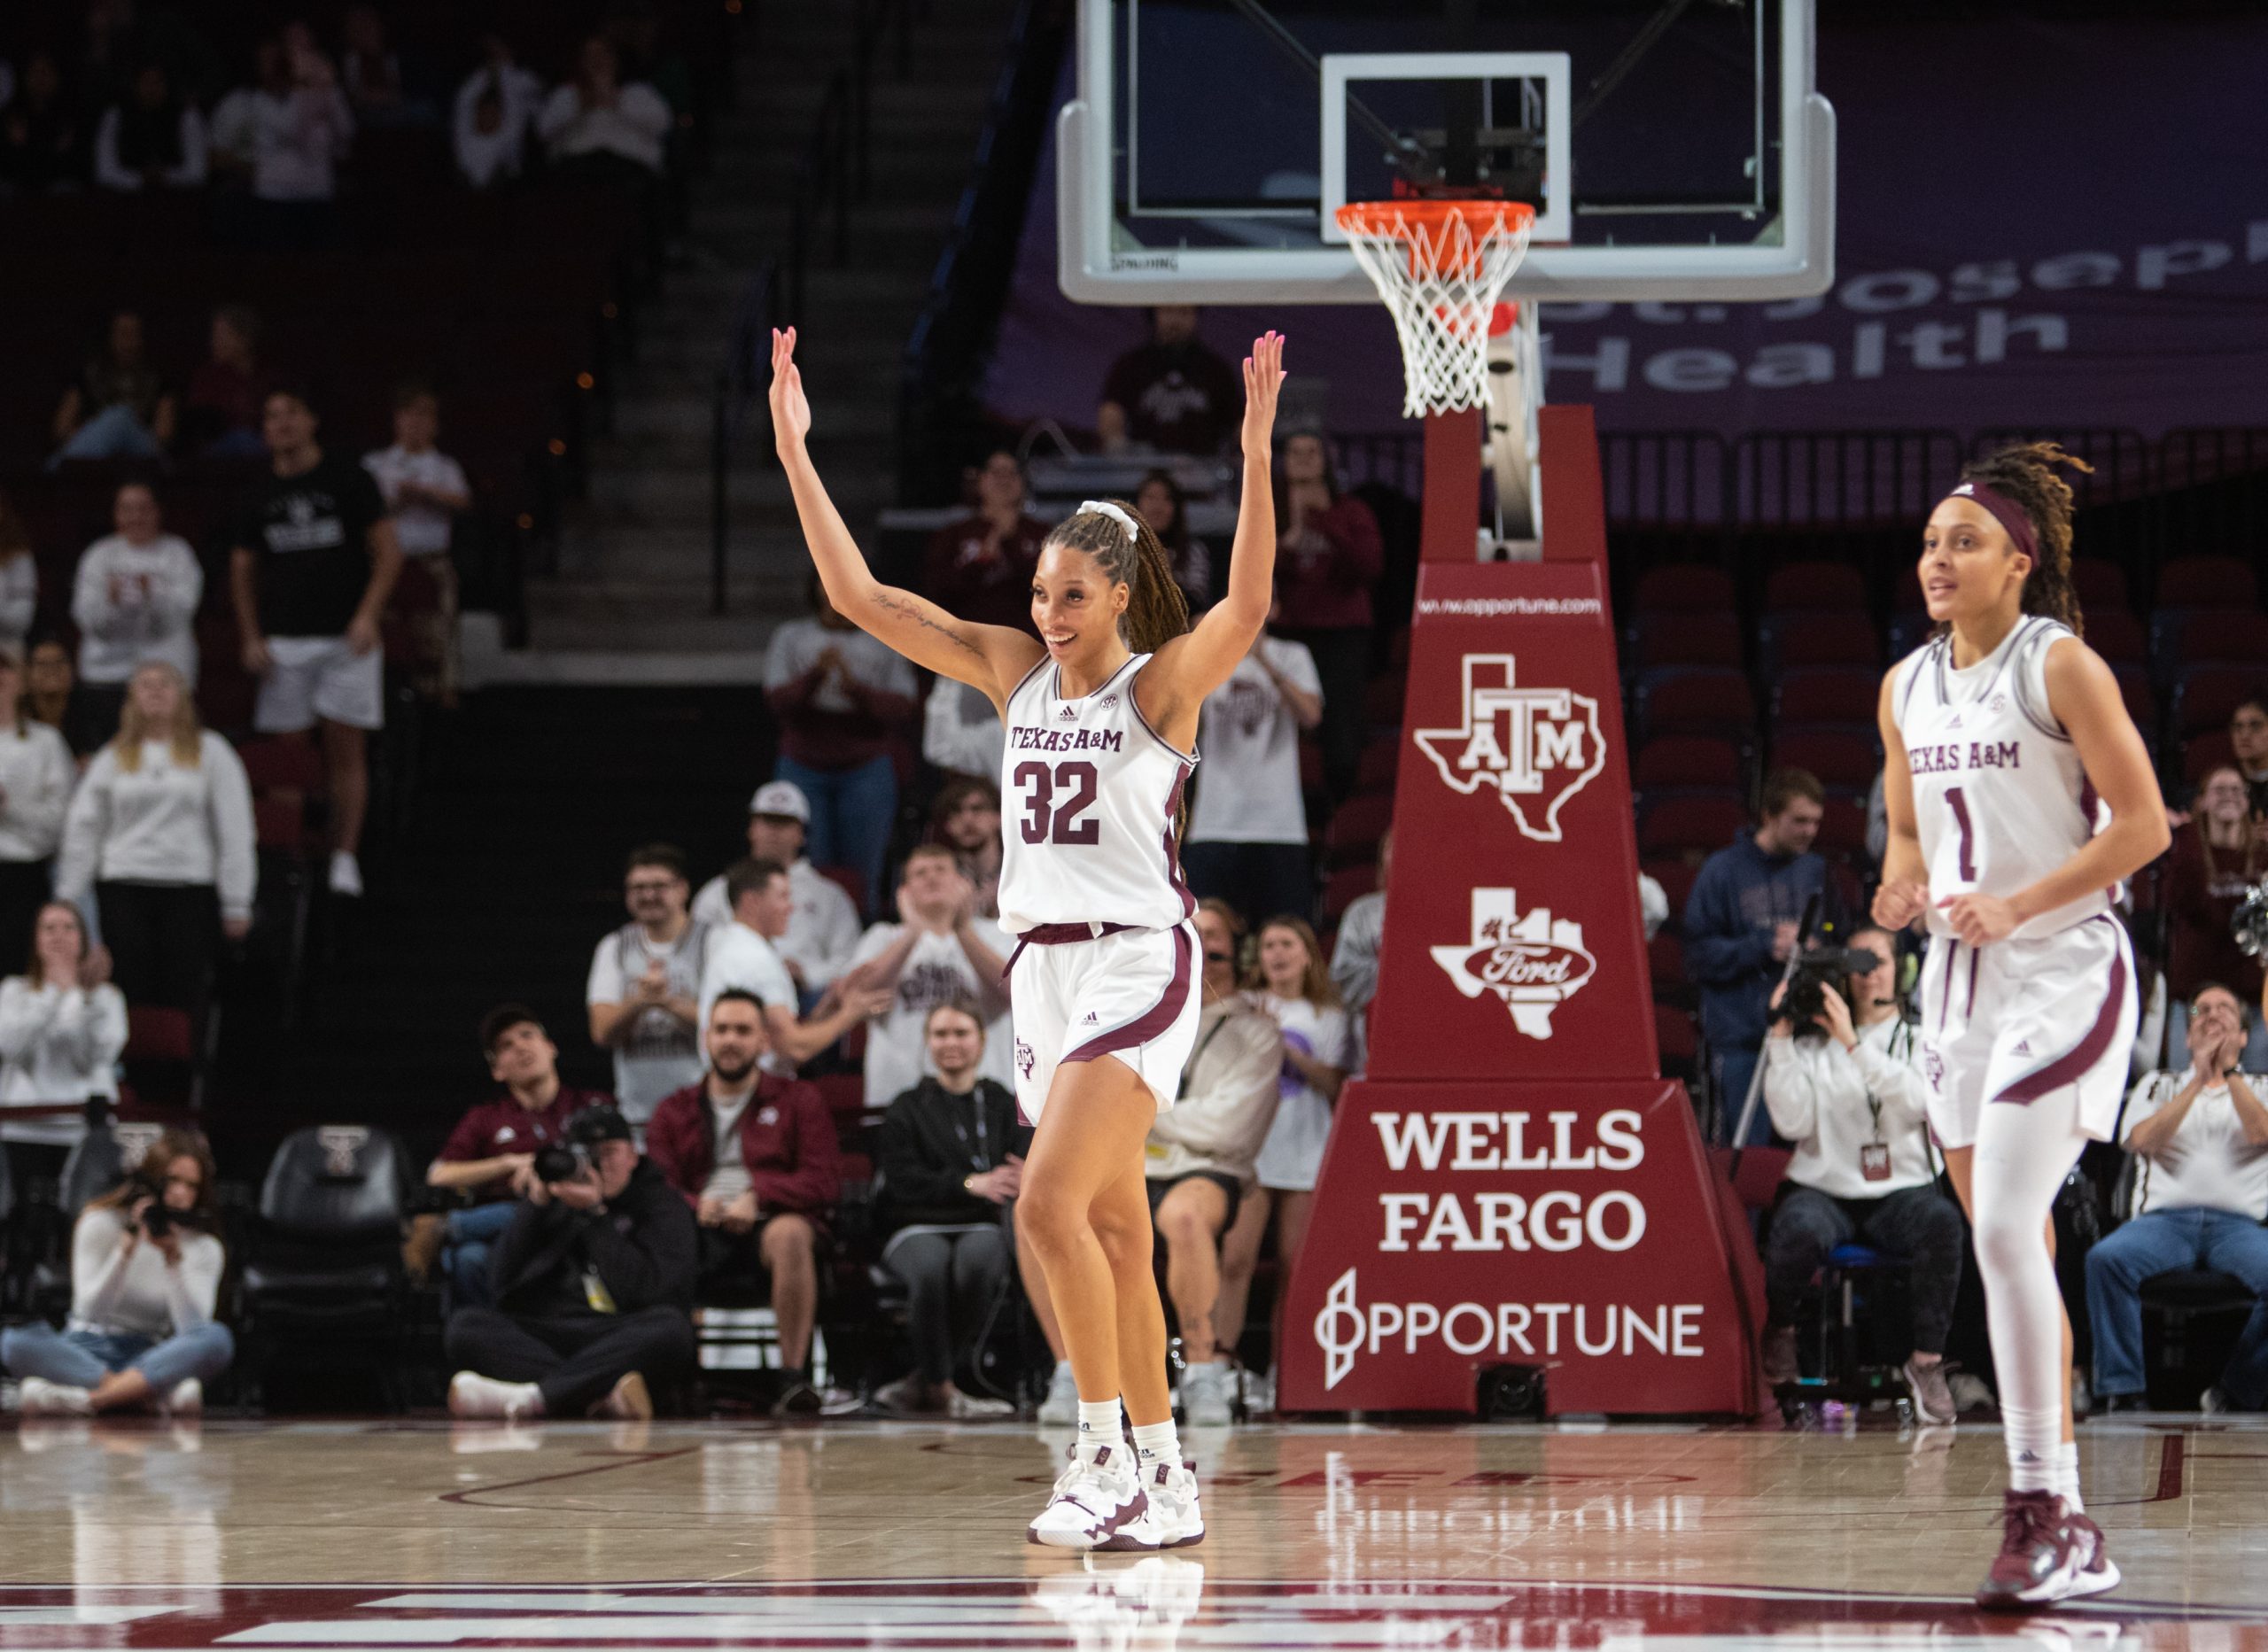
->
xmin=1336 ymin=198 xmax=1534 ymax=276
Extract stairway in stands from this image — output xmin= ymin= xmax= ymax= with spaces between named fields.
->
xmin=268 ymin=689 xmax=770 ymax=1157
xmin=527 ymin=1 xmax=1022 ymax=656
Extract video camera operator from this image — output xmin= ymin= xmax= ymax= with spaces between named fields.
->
xmin=1758 ymin=925 xmax=1963 ymax=1424
xmin=444 ymin=1103 xmax=696 ymax=1423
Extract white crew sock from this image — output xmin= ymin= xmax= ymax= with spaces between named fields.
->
xmin=1076 ymin=1398 xmax=1125 ymax=1455
xmin=2054 ymin=1441 xmax=2084 ymax=1511
xmin=1131 ymin=1417 xmax=1184 ymax=1470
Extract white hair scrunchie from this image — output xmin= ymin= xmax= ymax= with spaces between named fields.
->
xmin=1078 ymin=499 xmax=1141 ymax=542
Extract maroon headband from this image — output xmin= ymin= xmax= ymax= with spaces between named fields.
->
xmin=1942 ymin=479 xmax=2039 ymax=562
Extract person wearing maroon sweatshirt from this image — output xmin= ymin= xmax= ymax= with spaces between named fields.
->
xmin=645 ymin=990 xmax=839 ymax=1415
xmin=922 ymin=449 xmax=1047 ymax=633
xmin=1271 ymin=430 xmax=1383 ymax=803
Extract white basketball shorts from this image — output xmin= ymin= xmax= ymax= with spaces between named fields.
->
xmin=1007 ymin=921 xmax=1201 ymax=1125
xmin=1917 ymin=912 xmax=2136 ymax=1152
xmin=255 ymin=635 xmax=384 ymax=733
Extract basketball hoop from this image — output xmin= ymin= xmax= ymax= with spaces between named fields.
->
xmin=1335 ymin=198 xmax=1535 ymax=420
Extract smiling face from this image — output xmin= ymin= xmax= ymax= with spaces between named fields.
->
xmin=2197 ymin=767 xmax=2249 ymax=828
xmin=1031 ymin=541 xmax=1130 ymax=665
xmin=925 ymin=1005 xmax=983 ymax=1080
xmin=1919 ymin=497 xmax=2031 ymax=630
xmin=1258 ymin=923 xmax=1312 ymax=997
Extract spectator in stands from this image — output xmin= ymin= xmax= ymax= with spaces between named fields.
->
xmin=0 ymin=490 xmax=37 ymax=658
xmin=698 ymin=857 xmax=890 ymax=1071
xmin=340 ymin=5 xmax=433 ymax=128
xmin=928 ymin=778 xmax=1002 ymax=919
xmin=452 ymin=35 xmax=540 ymax=190
xmin=1136 ymin=469 xmax=1211 ymax=612
xmin=363 ymin=382 xmax=470 ymax=702
xmin=2168 ymin=767 xmax=2267 ymax=1004
xmin=1685 ymin=768 xmax=1841 ymax=1146
xmin=763 ymin=579 xmax=918 ymax=911
xmin=537 ymin=35 xmax=670 ymax=182
xmin=922 ymin=450 xmax=1046 ymax=633
xmin=1330 ymin=826 xmax=1389 ymax=1074
xmin=587 ymin=845 xmax=711 ymax=1129
xmin=923 ymin=679 xmax=1004 ymax=787
xmin=445 ymin=1103 xmax=695 ymax=1423
xmin=92 ymin=61 xmax=206 ymax=190
xmin=26 ymin=638 xmax=111 ymax=763
xmin=0 ymin=52 xmax=85 ymax=194
xmin=1640 ymin=870 xmax=1670 ymax=941
xmin=1184 ymin=606 xmax=1320 ymax=926
xmin=844 ymin=844 xmax=1012 ymax=1108
xmin=73 ymin=481 xmax=203 ymax=730
xmin=50 ymin=310 xmax=175 ymax=468
xmin=209 ymin=30 xmax=353 ymax=247
xmin=229 ymin=386 xmax=402 ymax=899
xmin=646 ymin=991 xmax=837 ymax=1415
xmin=690 ymin=781 xmax=861 ymax=1004
xmin=872 ymin=999 xmax=1028 ymax=1415
xmin=2087 ymin=983 xmax=2268 ymax=1414
xmin=1097 ymin=306 xmax=1241 ymax=456
xmin=0 ymin=903 xmax=128 ymax=1175
xmin=1272 ymin=430 xmax=1383 ymax=803
xmin=1146 ymin=898 xmax=1284 ymax=1426
xmin=183 ymin=305 xmax=274 ymax=459
xmin=2233 ymin=696 xmax=2268 ymax=789
xmin=419 ymin=1005 xmax=607 ymax=1307
xmin=3 ymin=1127 xmax=230 ymax=1417
xmin=0 ymin=671 xmax=79 ymax=973
xmin=1756 ymin=927 xmax=1957 ymax=1419
xmin=78 ymin=0 xmax=225 ymax=112
xmin=1215 ymin=915 xmax=1351 ymax=1393
xmin=57 ymin=663 xmax=254 ymax=1024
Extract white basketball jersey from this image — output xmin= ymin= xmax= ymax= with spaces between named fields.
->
xmin=996 ymin=653 xmax=1199 ymax=935
xmin=1890 ymin=616 xmax=2113 ymax=942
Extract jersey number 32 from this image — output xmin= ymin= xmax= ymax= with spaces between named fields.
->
xmin=1015 ymin=760 xmax=1100 ymax=846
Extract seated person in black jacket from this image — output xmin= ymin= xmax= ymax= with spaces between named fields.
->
xmin=871 ymin=999 xmax=1030 ymax=1415
xmin=443 ymin=1105 xmax=698 ymax=1422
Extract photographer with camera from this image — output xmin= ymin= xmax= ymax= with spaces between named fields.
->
xmin=443 ymin=1104 xmax=696 ymax=1423
xmin=3 ymin=1128 xmax=232 ymax=1415
xmin=1758 ymin=926 xmax=1962 ymax=1424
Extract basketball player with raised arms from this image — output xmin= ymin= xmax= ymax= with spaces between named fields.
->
xmin=768 ymin=325 xmax=1285 ymax=1549
xmin=1877 ymin=444 xmax=2168 ymax=1609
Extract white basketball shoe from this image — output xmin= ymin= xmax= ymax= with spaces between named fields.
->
xmin=1028 ymin=1439 xmax=1147 ymax=1550
xmin=1121 ymin=1457 xmax=1205 ymax=1549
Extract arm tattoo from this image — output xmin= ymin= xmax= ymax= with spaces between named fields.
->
xmin=873 ymin=589 xmax=984 ymax=660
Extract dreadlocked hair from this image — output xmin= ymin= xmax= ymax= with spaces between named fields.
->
xmin=1045 ymin=500 xmax=1191 ymax=655
xmin=1954 ymin=441 xmax=2093 ymax=637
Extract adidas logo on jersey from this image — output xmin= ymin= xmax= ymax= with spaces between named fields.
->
xmin=2013 ymin=1039 xmax=2032 ymax=1055
xmin=1082 ymin=1011 xmax=1099 ymax=1024
xmin=1059 ymin=705 xmax=1078 ymax=721
xmin=1946 ymin=713 xmax=1964 ymax=729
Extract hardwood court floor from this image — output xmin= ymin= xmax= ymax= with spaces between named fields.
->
xmin=3 ymin=1413 xmax=2265 ymax=1648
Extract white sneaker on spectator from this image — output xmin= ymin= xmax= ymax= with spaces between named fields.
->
xmin=1241 ymin=1369 xmax=1276 ymax=1418
xmin=2201 ymin=1385 xmax=2229 ymax=1415
xmin=948 ymin=1388 xmax=1014 ymax=1419
xmin=330 ymin=850 xmax=364 ymax=896
xmin=160 ymin=1378 xmax=203 ymax=1416
xmin=1902 ymin=1357 xmax=1955 ymax=1426
xmin=448 ymin=1371 xmax=544 ymax=1421
xmin=1180 ymin=1361 xmax=1233 ymax=1428
xmin=1028 ymin=1439 xmax=1146 ymax=1549
xmin=1037 ymin=1359 xmax=1080 ymax=1426
xmin=17 ymin=1377 xmax=93 ymax=1417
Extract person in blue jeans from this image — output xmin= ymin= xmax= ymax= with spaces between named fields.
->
xmin=2086 ymin=983 xmax=2268 ymax=1412
xmin=762 ymin=578 xmax=918 ymax=913
xmin=4 ymin=1128 xmax=233 ymax=1415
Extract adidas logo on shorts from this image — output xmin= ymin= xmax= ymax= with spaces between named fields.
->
xmin=1083 ymin=1011 xmax=1099 ymax=1024
xmin=2013 ymin=1039 xmax=2032 ymax=1055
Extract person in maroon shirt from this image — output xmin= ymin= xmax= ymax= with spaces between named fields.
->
xmin=645 ymin=991 xmax=840 ymax=1415
xmin=1097 ymin=306 xmax=1242 ymax=456
xmin=922 ymin=450 xmax=1048 ymax=634
xmin=1272 ymin=430 xmax=1384 ymax=802
xmin=422 ymin=1004 xmax=609 ymax=1308
xmin=2167 ymin=766 xmax=2267 ymax=1004
xmin=183 ymin=306 xmax=276 ymax=459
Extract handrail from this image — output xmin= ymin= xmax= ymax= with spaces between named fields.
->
xmin=711 ymin=260 xmax=784 ymax=615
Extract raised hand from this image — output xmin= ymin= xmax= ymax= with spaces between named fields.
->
xmin=1240 ymin=330 xmax=1287 ymax=457
xmin=769 ymin=327 xmax=812 ymax=453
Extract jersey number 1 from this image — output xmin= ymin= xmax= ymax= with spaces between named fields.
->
xmin=1946 ymin=785 xmax=1977 ymax=881
xmin=1015 ymin=761 xmax=1100 ymax=846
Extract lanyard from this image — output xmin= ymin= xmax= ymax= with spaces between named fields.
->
xmin=943 ymin=1082 xmax=990 ymax=1171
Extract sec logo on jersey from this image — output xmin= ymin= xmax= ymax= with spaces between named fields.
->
xmin=1411 ymin=653 xmax=1605 ymax=842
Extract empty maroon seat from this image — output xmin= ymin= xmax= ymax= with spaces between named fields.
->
xmin=2070 ymin=559 xmax=2128 ymax=613
xmin=237 ymin=735 xmax=327 ymax=799
xmin=1771 ymin=667 xmax=1880 ymax=732
xmin=2175 ymin=666 xmax=2261 ymax=738
xmin=1767 ymin=730 xmax=1878 ymax=794
xmin=1648 ymin=932 xmax=1687 ymax=989
xmin=1629 ymin=611 xmax=1744 ymax=671
xmin=814 ymin=1074 xmax=865 ymax=1116
xmin=1354 ymin=739 xmax=1399 ymax=795
xmin=1764 ymin=561 xmax=1868 ymax=614
xmin=1638 ymin=669 xmax=1756 ymax=742
xmin=1814 ymin=796 xmax=1872 ymax=859
xmin=1633 ymin=736 xmax=1742 ymax=794
xmin=1322 ymin=864 xmax=1379 ymax=922
xmin=2183 ymin=731 xmax=2238 ymax=782
xmin=1767 ymin=612 xmax=1883 ymax=671
xmin=125 ymin=1006 xmax=195 ymax=1066
xmin=1638 ymin=794 xmax=1751 ymax=860
xmin=1642 ymin=857 xmax=1697 ymax=919
xmin=1632 ymin=563 xmax=1736 ymax=617
xmin=1324 ymin=794 xmax=1394 ymax=868
xmin=2156 ymin=554 xmax=2258 ymax=609
xmin=2083 ymin=609 xmax=2146 ymax=667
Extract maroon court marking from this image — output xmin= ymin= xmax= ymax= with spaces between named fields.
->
xmin=2154 ymin=1431 xmax=2186 ymax=1502
xmin=438 ymin=1446 xmax=702 ymax=1507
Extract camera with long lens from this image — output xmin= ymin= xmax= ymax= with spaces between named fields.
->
xmin=2235 ymin=881 xmax=2268 ymax=961
xmin=141 ymin=1201 xmax=173 ymax=1239
xmin=532 ymin=1142 xmax=591 ymax=1184
xmin=1774 ymin=944 xmax=1884 ymax=1037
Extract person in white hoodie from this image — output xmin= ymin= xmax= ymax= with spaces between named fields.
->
xmin=0 ymin=902 xmax=128 ymax=1167
xmin=0 ymin=650 xmax=77 ymax=975
xmin=2 ymin=1128 xmax=232 ymax=1416
xmin=1759 ymin=926 xmax=1962 ymax=1423
xmin=71 ymin=481 xmax=205 ymax=725
xmin=57 ymin=663 xmax=255 ymax=1024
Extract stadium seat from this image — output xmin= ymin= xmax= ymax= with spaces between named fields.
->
xmin=1321 ymin=864 xmax=1379 ymax=923
xmin=2070 ymin=558 xmax=2129 ymax=613
xmin=2083 ymin=609 xmax=2146 ymax=668
xmin=1654 ymin=1004 xmax=1698 ymax=1075
xmin=1636 ymin=668 xmax=1756 ymax=744
xmin=2152 ymin=611 xmax=2268 ymax=688
xmin=1324 ymin=793 xmax=1395 ymax=868
xmin=1763 ymin=561 xmax=1868 ymax=614
xmin=1632 ymin=563 xmax=1736 ymax=617
xmin=1767 ymin=731 xmax=1878 ymax=795
xmin=2182 ymin=732 xmax=2238 ymax=783
xmin=1770 ymin=667 xmax=1880 ymax=735
xmin=1648 ymin=934 xmax=1690 ymax=1006
xmin=1354 ymin=738 xmax=1400 ymax=795
xmin=1814 ymin=796 xmax=1873 ymax=861
xmin=1632 ymin=736 xmax=1743 ymax=795
xmin=816 ymin=865 xmax=865 ymax=913
xmin=2174 ymin=666 xmax=2256 ymax=739
xmin=2155 ymin=554 xmax=2258 ymax=610
xmin=1641 ymin=857 xmax=1697 ymax=922
xmin=1628 ymin=610 xmax=1744 ymax=672
xmin=1637 ymin=795 xmax=1750 ymax=861
xmin=1761 ymin=612 xmax=1883 ymax=672
xmin=1363 ymin=674 xmax=1407 ymax=731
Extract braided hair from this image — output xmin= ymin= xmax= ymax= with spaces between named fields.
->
xmin=1952 ymin=441 xmax=2093 ymax=637
xmin=1045 ymin=500 xmax=1191 ymax=655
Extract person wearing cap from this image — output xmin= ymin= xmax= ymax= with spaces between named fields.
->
xmin=417 ymin=1006 xmax=610 ymax=1307
xmin=444 ymin=1102 xmax=698 ymax=1423
xmin=690 ymin=779 xmax=859 ymax=1007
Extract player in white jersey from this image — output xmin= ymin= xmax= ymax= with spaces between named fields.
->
xmin=1877 ymin=443 xmax=2168 ymax=1611
xmin=769 ymin=324 xmax=1285 ymax=1552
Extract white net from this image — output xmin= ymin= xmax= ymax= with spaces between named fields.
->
xmin=1337 ymin=202 xmax=1534 ymax=419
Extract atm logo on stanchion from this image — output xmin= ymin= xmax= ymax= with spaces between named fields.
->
xmin=1431 ymin=888 xmax=1596 ymax=1039
xmin=1411 ymin=654 xmax=1605 ymax=842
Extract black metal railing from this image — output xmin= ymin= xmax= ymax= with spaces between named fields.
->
xmin=711 ymin=260 xmax=784 ymax=615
